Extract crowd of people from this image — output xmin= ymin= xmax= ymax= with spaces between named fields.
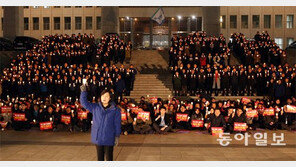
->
xmin=230 ymin=31 xmax=287 ymax=66
xmin=1 ymin=96 xmax=295 ymax=134
xmin=170 ymin=31 xmax=295 ymax=99
xmin=0 ymin=33 xmax=135 ymax=103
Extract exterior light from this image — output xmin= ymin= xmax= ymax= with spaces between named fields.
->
xmin=220 ymin=16 xmax=223 ymax=23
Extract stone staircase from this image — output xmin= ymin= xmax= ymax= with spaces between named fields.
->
xmin=128 ymin=74 xmax=172 ymax=101
xmin=123 ymin=50 xmax=173 ymax=101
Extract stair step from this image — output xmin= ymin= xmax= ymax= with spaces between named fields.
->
xmin=133 ymin=87 xmax=171 ymax=90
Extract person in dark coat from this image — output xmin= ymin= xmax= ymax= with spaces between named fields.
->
xmin=228 ymin=108 xmax=247 ymax=133
xmin=173 ymin=72 xmax=182 ymax=96
xmin=153 ymin=106 xmax=172 ymax=134
xmin=80 ymin=86 xmax=121 ymax=161
xmin=115 ymin=75 xmax=126 ymax=100
xmin=274 ymin=80 xmax=285 ymax=102
xmin=208 ymin=109 xmax=226 ymax=134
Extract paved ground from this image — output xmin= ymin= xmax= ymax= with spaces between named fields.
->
xmin=1 ymin=128 xmax=295 ymax=161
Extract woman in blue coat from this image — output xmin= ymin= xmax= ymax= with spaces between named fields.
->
xmin=80 ymin=85 xmax=121 ymax=161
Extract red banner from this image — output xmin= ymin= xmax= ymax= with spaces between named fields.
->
xmin=13 ymin=113 xmax=26 ymax=121
xmin=286 ymin=105 xmax=296 ymax=113
xmin=246 ymin=109 xmax=258 ymax=118
xmin=129 ymin=107 xmax=141 ymax=114
xmin=137 ymin=111 xmax=150 ymax=121
xmin=61 ymin=115 xmax=71 ymax=124
xmin=121 ymin=112 xmax=127 ymax=121
xmin=263 ymin=108 xmax=275 ymax=116
xmin=234 ymin=122 xmax=247 ymax=131
xmin=176 ymin=113 xmax=188 ymax=122
xmin=77 ymin=112 xmax=88 ymax=119
xmin=0 ymin=121 xmax=8 ymax=128
xmin=149 ymin=97 xmax=158 ymax=104
xmin=211 ymin=127 xmax=224 ymax=136
xmin=1 ymin=106 xmax=12 ymax=114
xmin=242 ymin=97 xmax=251 ymax=104
xmin=191 ymin=120 xmax=204 ymax=127
xmin=39 ymin=121 xmax=53 ymax=130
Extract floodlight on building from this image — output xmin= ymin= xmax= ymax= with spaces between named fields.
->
xmin=134 ymin=18 xmax=138 ymax=21
xmin=191 ymin=15 xmax=196 ymax=19
xmin=177 ymin=15 xmax=182 ymax=20
xmin=126 ymin=16 xmax=130 ymax=20
xmin=171 ymin=17 xmax=175 ymax=21
xmin=219 ymin=16 xmax=223 ymax=23
xmin=121 ymin=18 xmax=124 ymax=21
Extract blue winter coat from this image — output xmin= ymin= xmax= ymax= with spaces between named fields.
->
xmin=80 ymin=91 xmax=121 ymax=146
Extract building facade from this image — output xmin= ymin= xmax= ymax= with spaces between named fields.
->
xmin=0 ymin=6 xmax=295 ymax=49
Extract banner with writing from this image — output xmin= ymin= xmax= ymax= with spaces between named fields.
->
xmin=61 ymin=115 xmax=71 ymax=124
xmin=13 ymin=113 xmax=26 ymax=121
xmin=149 ymin=97 xmax=158 ymax=104
xmin=211 ymin=127 xmax=224 ymax=136
xmin=263 ymin=108 xmax=275 ymax=116
xmin=191 ymin=120 xmax=204 ymax=127
xmin=246 ymin=109 xmax=258 ymax=118
xmin=129 ymin=107 xmax=141 ymax=114
xmin=1 ymin=106 xmax=12 ymax=114
xmin=176 ymin=113 xmax=188 ymax=122
xmin=77 ymin=112 xmax=88 ymax=119
xmin=137 ymin=111 xmax=150 ymax=121
xmin=121 ymin=112 xmax=127 ymax=121
xmin=40 ymin=121 xmax=53 ymax=130
xmin=286 ymin=105 xmax=296 ymax=113
xmin=234 ymin=122 xmax=247 ymax=131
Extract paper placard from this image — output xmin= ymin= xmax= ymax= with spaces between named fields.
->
xmin=176 ymin=113 xmax=188 ymax=122
xmin=121 ymin=112 xmax=127 ymax=121
xmin=211 ymin=127 xmax=224 ymax=136
xmin=263 ymin=108 xmax=275 ymax=116
xmin=137 ymin=111 xmax=150 ymax=121
xmin=286 ymin=105 xmax=296 ymax=113
xmin=234 ymin=122 xmax=247 ymax=131
xmin=246 ymin=109 xmax=258 ymax=118
xmin=1 ymin=107 xmax=12 ymax=114
xmin=77 ymin=111 xmax=88 ymax=119
xmin=191 ymin=120 xmax=204 ymax=127
xmin=40 ymin=121 xmax=53 ymax=130
xmin=61 ymin=115 xmax=71 ymax=124
xmin=13 ymin=113 xmax=26 ymax=121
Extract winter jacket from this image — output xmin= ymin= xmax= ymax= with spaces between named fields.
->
xmin=80 ymin=91 xmax=121 ymax=146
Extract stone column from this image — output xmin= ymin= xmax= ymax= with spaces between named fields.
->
xmin=3 ymin=7 xmax=24 ymax=41
xmin=150 ymin=19 xmax=153 ymax=49
xmin=131 ymin=19 xmax=134 ymax=47
xmin=101 ymin=7 xmax=119 ymax=35
xmin=202 ymin=6 xmax=220 ymax=37
xmin=168 ymin=18 xmax=172 ymax=47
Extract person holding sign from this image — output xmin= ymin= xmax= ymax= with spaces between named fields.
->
xmin=61 ymin=106 xmax=77 ymax=132
xmin=208 ymin=109 xmax=226 ymax=134
xmin=191 ymin=108 xmax=204 ymax=130
xmin=39 ymin=105 xmax=58 ymax=131
xmin=263 ymin=107 xmax=277 ymax=130
xmin=80 ymin=83 xmax=121 ymax=161
xmin=175 ymin=105 xmax=191 ymax=130
xmin=133 ymin=110 xmax=152 ymax=134
xmin=120 ymin=107 xmax=133 ymax=135
xmin=153 ymin=106 xmax=172 ymax=134
xmin=228 ymin=108 xmax=247 ymax=133
xmin=12 ymin=103 xmax=31 ymax=131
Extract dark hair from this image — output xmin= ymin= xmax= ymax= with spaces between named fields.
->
xmin=159 ymin=106 xmax=166 ymax=111
xmin=100 ymin=89 xmax=111 ymax=97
